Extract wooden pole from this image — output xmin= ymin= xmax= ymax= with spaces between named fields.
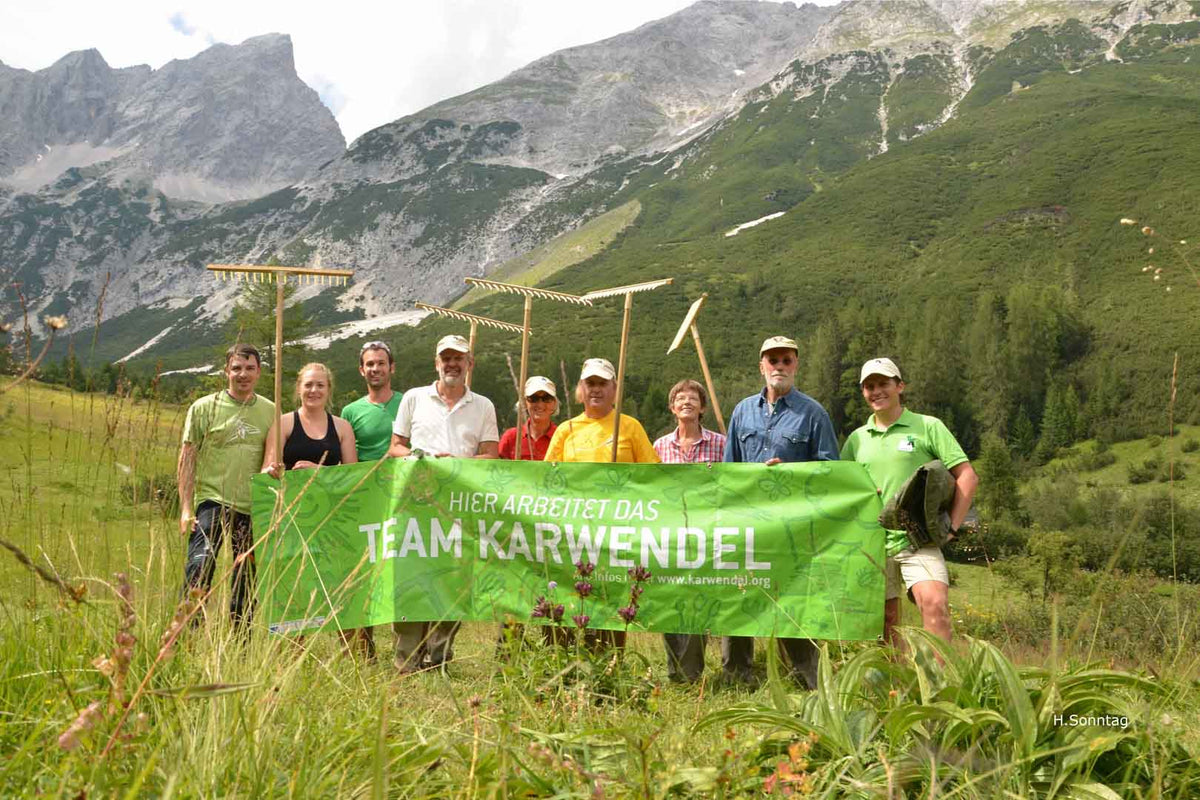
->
xmin=517 ymin=296 xmax=532 ymax=460
xmin=690 ymin=322 xmax=725 ymax=434
xmin=466 ymin=319 xmax=477 ymax=388
xmin=273 ymin=275 xmax=285 ymax=464
xmin=610 ymin=292 xmax=634 ymax=462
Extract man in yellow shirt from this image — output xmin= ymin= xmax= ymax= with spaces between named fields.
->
xmin=544 ymin=358 xmax=658 ymax=463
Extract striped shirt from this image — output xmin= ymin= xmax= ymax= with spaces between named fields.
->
xmin=653 ymin=427 xmax=727 ymax=464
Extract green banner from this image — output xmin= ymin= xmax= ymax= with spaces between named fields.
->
xmin=250 ymin=458 xmax=886 ymax=640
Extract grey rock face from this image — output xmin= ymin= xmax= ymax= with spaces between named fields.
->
xmin=0 ymin=34 xmax=345 ymax=201
xmin=368 ymin=0 xmax=838 ymax=176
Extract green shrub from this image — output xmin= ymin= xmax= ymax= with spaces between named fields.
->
xmin=1128 ymin=459 xmax=1158 ymax=484
xmin=1182 ymin=438 xmax=1199 ymax=453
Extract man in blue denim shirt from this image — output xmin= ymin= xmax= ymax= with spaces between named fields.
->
xmin=721 ymin=335 xmax=840 ymax=688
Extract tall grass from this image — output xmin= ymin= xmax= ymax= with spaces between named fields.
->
xmin=1 ymin=380 xmax=1198 ymax=797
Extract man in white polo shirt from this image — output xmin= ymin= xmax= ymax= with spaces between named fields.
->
xmin=387 ymin=334 xmax=499 ymax=672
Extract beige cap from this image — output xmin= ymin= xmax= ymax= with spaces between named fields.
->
xmin=859 ymin=357 xmax=902 ymax=384
xmin=524 ymin=376 xmax=557 ymax=398
xmin=760 ymin=335 xmax=799 ymax=355
xmin=435 ymin=334 xmax=471 ymax=355
xmin=579 ymin=357 xmax=616 ymax=381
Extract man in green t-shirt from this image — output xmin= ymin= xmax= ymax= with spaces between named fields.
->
xmin=177 ymin=344 xmax=275 ymax=628
xmin=337 ymin=340 xmax=401 ymax=658
xmin=341 ymin=341 xmax=402 ymax=461
xmin=840 ymin=358 xmax=979 ymax=645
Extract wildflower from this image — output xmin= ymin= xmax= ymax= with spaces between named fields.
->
xmin=469 ymin=695 xmax=483 ymax=709
xmin=1141 ymin=266 xmax=1150 ymax=272
xmin=574 ymin=580 xmax=593 ymax=598
xmin=1149 ymin=247 xmax=1154 ymax=254
xmin=1141 ymin=226 xmax=1154 ymax=236
xmin=550 ymin=604 xmax=565 ymax=623
xmin=547 ymin=580 xmax=558 ymax=591
xmin=1154 ymin=267 xmax=1162 ymax=274
xmin=1166 ymin=286 xmax=1172 ymax=292
xmin=44 ymin=315 xmax=68 ymax=330
xmin=531 ymin=596 xmax=551 ymax=618
xmin=1181 ymin=239 xmax=1188 ymax=245
xmin=1119 ymin=218 xmax=1136 ymax=225
xmin=628 ymin=565 xmax=652 ymax=582
xmin=58 ymin=701 xmax=103 ymax=751
xmin=617 ymin=605 xmax=638 ymax=623
xmin=575 ymin=559 xmax=595 ymax=577
xmin=1154 ymin=275 xmax=1161 ymax=281
xmin=572 ymin=613 xmax=590 ymax=628
xmin=629 ymin=584 xmax=645 ymax=601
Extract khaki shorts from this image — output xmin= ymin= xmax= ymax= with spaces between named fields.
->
xmin=886 ymin=546 xmax=949 ymax=601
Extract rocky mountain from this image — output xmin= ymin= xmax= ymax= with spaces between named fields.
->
xmin=2 ymin=0 xmax=1199 ymax=376
xmin=0 ymin=34 xmax=344 ymax=202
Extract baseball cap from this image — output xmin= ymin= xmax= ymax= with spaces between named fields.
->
xmin=760 ymin=335 xmax=799 ymax=354
xmin=435 ymin=334 xmax=471 ymax=355
xmin=579 ymin=358 xmax=616 ymax=381
xmin=859 ymin=357 xmax=902 ymax=384
xmin=524 ymin=376 xmax=557 ymax=398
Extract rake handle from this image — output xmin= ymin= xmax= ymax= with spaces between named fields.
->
xmin=611 ymin=292 xmax=633 ymax=462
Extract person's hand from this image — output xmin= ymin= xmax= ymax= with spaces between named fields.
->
xmin=764 ymin=457 xmax=783 ymax=466
xmin=180 ymin=512 xmax=195 ymax=536
xmin=292 ymin=460 xmax=321 ymax=470
xmin=262 ymin=461 xmax=285 ymax=479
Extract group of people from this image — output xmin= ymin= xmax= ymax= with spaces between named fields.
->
xmin=178 ymin=332 xmax=978 ymax=687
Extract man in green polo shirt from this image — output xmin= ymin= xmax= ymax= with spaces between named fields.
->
xmin=841 ymin=357 xmax=979 ymax=645
xmin=338 ymin=340 xmax=402 ymax=658
xmin=178 ymin=343 xmax=275 ymax=628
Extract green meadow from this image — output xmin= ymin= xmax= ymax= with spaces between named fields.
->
xmin=2 ymin=381 xmax=1198 ymax=798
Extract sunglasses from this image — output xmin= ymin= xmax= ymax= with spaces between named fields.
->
xmin=526 ymin=394 xmax=555 ymax=403
xmin=360 ymin=340 xmax=391 ymax=355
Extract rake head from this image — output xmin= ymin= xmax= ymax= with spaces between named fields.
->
xmin=583 ymin=277 xmax=674 ymax=301
xmin=667 ymin=293 xmax=708 ymax=354
xmin=463 ymin=277 xmax=592 ymax=306
xmin=414 ymin=303 xmax=527 ymax=334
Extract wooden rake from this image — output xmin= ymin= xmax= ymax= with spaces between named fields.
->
xmin=667 ymin=293 xmax=725 ymax=434
xmin=207 ymin=263 xmax=353 ymax=462
xmin=462 ymin=278 xmax=591 ymax=460
xmin=582 ymin=278 xmax=674 ymax=461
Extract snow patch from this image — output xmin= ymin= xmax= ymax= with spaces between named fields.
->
xmin=734 ymin=68 xmax=746 ymax=76
xmin=298 ymin=310 xmax=430 ymax=350
xmin=159 ymin=365 xmax=218 ymax=377
xmin=116 ymin=325 xmax=175 ymax=363
xmin=724 ymin=212 xmax=786 ymax=237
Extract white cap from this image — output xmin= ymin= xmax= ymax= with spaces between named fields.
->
xmin=760 ymin=335 xmax=799 ymax=354
xmin=435 ymin=334 xmax=471 ymax=355
xmin=524 ymin=376 xmax=557 ymax=398
xmin=859 ymin=357 xmax=902 ymax=384
xmin=579 ymin=357 xmax=616 ymax=381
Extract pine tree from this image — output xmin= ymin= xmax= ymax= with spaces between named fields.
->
xmin=975 ymin=432 xmax=1022 ymax=520
xmin=967 ymin=292 xmax=1012 ymax=436
xmin=1009 ymin=406 xmax=1037 ymax=458
xmin=804 ymin=318 xmax=845 ymax=431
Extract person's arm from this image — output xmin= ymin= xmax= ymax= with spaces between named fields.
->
xmin=811 ymin=410 xmax=840 ymax=461
xmin=177 ymin=443 xmax=197 ymax=535
xmin=631 ymin=421 xmax=660 ymax=464
xmin=337 ymin=418 xmax=358 ymax=465
xmin=948 ymin=461 xmax=979 ymax=534
xmin=388 ymin=433 xmax=413 ymax=458
xmin=722 ymin=411 xmax=740 ymax=463
xmin=261 ymin=418 xmax=284 ymax=478
xmin=475 ymin=440 xmax=499 ymax=459
xmin=473 ymin=402 xmax=500 ymax=459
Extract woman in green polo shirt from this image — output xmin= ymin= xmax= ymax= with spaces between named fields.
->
xmin=840 ymin=357 xmax=979 ymax=646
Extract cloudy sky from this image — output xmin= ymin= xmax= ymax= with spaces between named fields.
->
xmin=0 ymin=0 xmax=837 ymax=145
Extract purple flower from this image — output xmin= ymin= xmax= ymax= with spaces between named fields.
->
xmin=548 ymin=580 xmax=558 ymax=591
xmin=574 ymin=580 xmax=593 ymax=598
xmin=630 ymin=584 xmax=644 ymax=601
xmin=575 ymin=560 xmax=596 ymax=577
xmin=628 ymin=566 xmax=652 ymax=582
xmin=572 ymin=614 xmax=591 ymax=629
xmin=551 ymin=604 xmax=565 ymax=623
xmin=617 ymin=605 xmax=638 ymax=624
xmin=531 ymin=596 xmax=550 ymax=618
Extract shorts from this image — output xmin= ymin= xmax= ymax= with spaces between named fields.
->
xmin=885 ymin=546 xmax=949 ymax=601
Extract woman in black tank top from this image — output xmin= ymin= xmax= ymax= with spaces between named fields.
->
xmin=262 ymin=363 xmax=358 ymax=477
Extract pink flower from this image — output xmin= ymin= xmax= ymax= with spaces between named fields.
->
xmin=617 ymin=605 xmax=638 ymax=623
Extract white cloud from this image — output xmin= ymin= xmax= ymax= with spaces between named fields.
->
xmin=0 ymin=0 xmax=840 ymax=144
